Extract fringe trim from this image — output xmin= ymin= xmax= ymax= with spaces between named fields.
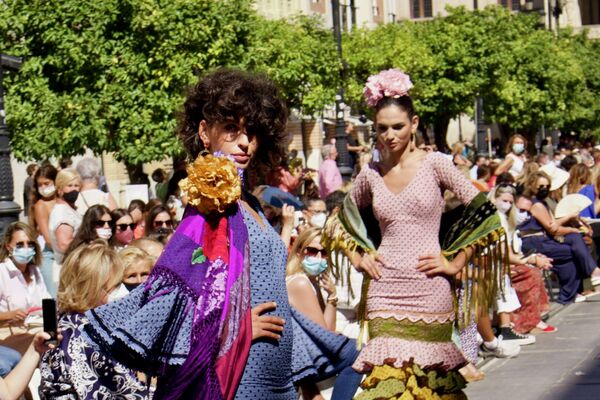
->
xmin=444 ymin=228 xmax=510 ymax=330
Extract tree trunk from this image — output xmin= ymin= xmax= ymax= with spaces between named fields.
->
xmin=124 ymin=161 xmax=149 ymax=185
xmin=433 ymin=116 xmax=451 ymax=153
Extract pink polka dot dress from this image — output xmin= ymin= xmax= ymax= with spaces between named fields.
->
xmin=350 ymin=152 xmax=479 ymax=373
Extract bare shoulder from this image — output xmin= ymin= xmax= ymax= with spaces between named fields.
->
xmin=286 ymin=274 xmax=314 ymax=293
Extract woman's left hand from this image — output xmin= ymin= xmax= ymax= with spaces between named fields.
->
xmin=416 ymin=253 xmax=461 ymax=276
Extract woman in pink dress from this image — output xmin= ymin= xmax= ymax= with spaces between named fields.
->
xmin=324 ymin=69 xmax=506 ymax=399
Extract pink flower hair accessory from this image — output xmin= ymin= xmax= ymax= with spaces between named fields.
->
xmin=363 ymin=69 xmax=413 ymax=108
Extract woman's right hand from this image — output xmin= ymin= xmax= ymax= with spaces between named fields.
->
xmin=281 ymin=204 xmax=295 ymax=230
xmin=356 ymin=253 xmax=383 ymax=280
xmin=251 ymin=302 xmax=285 ymax=341
xmin=9 ymin=309 xmax=27 ymax=323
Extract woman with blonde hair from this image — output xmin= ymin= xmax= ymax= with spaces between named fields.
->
xmin=286 ymin=227 xmax=337 ymax=331
xmin=286 ymin=227 xmax=362 ymax=400
xmin=48 ymin=169 xmax=82 ymax=288
xmin=39 ymin=241 xmax=148 ymax=398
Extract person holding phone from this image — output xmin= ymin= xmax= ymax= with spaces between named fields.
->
xmin=39 ymin=241 xmax=148 ymax=398
xmin=0 ymin=222 xmax=49 ymax=355
xmin=0 ymin=331 xmax=60 ymax=400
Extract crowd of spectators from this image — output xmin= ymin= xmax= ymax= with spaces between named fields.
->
xmin=3 ymin=130 xmax=600 ymax=398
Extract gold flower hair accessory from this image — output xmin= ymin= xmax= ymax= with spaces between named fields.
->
xmin=180 ymin=153 xmax=242 ymax=215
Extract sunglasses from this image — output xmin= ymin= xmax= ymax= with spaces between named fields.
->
xmin=93 ymin=220 xmax=113 ymax=229
xmin=537 ymin=185 xmax=550 ymax=190
xmin=116 ymin=223 xmax=137 ymax=231
xmin=305 ymin=246 xmax=325 ymax=257
xmin=154 ymin=220 xmax=173 ymax=228
xmin=15 ymin=241 xmax=36 ymax=249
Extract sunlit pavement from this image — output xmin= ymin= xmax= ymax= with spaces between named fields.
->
xmin=465 ymin=299 xmax=600 ymax=400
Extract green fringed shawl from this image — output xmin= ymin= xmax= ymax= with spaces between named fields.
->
xmin=322 ymin=192 xmax=508 ymax=347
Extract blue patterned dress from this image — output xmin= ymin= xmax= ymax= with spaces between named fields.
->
xmin=39 ymin=313 xmax=149 ymax=399
xmin=234 ymin=206 xmax=296 ymax=399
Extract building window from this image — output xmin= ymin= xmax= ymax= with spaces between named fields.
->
xmin=580 ymin=0 xmax=600 ymax=25
xmin=411 ymin=0 xmax=432 ymax=18
xmin=499 ymin=0 xmax=520 ymax=11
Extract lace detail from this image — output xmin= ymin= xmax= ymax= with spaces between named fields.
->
xmin=368 ymin=310 xmax=455 ymax=324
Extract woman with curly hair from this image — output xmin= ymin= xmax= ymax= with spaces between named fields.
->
xmin=323 ymin=69 xmax=507 ymax=399
xmin=84 ymin=69 xmax=354 ymax=399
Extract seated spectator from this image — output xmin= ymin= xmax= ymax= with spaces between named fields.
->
xmin=128 ymin=238 xmax=164 ymax=261
xmin=74 ymin=158 xmax=117 ymax=216
xmin=143 ymin=205 xmax=174 ymax=244
xmin=0 ymin=331 xmax=58 ymax=400
xmin=110 ymin=209 xmax=136 ymax=249
xmin=285 ymin=227 xmax=362 ymax=400
xmin=492 ymin=185 xmax=555 ymax=336
xmin=0 ymin=222 xmax=49 ymax=355
xmin=567 ymin=163 xmax=591 ymax=195
xmin=66 ymin=205 xmax=113 ymax=255
xmin=119 ymin=247 xmax=154 ymax=292
xmin=519 ymin=171 xmax=595 ymax=304
xmin=128 ymin=199 xmax=146 ymax=240
xmin=39 ymin=241 xmax=148 ymax=398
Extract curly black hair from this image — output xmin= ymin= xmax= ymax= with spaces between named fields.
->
xmin=177 ymin=68 xmax=288 ymax=174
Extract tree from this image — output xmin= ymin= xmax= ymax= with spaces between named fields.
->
xmin=240 ymin=14 xmax=341 ymax=115
xmin=0 ymin=0 xmax=254 ymax=179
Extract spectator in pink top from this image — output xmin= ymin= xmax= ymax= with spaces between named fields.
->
xmin=319 ymin=144 xmax=343 ymax=199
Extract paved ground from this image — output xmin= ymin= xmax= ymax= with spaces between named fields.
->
xmin=465 ymin=297 xmax=600 ymax=400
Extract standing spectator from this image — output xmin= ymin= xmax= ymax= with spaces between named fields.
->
xmin=48 ymin=169 xmax=82 ymax=286
xmin=345 ymin=123 xmax=368 ymax=174
xmin=66 ymin=205 xmax=113 ymax=255
xmin=110 ymin=209 xmax=136 ymax=249
xmin=0 ymin=222 xmax=48 ymax=355
xmin=143 ymin=204 xmax=174 ymax=244
xmin=451 ymin=142 xmax=472 ymax=168
xmin=29 ymin=164 xmax=58 ymax=297
xmin=22 ymin=164 xmax=37 ymax=217
xmin=318 ymin=144 xmax=342 ymax=200
xmin=470 ymin=155 xmax=488 ymax=180
xmin=152 ymin=168 xmax=169 ymax=203
xmin=127 ymin=199 xmax=146 ymax=240
xmin=495 ymin=134 xmax=527 ymax=178
xmin=541 ymin=136 xmax=554 ymax=158
xmin=75 ymin=158 xmax=117 ymax=216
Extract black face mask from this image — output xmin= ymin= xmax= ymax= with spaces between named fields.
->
xmin=123 ymin=282 xmax=141 ymax=292
xmin=63 ymin=190 xmax=79 ymax=204
xmin=537 ymin=188 xmax=550 ymax=200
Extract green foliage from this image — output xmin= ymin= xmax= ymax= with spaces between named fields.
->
xmin=240 ymin=14 xmax=340 ymax=115
xmin=343 ymin=5 xmax=600 ymax=141
xmin=0 ymin=0 xmax=255 ymax=164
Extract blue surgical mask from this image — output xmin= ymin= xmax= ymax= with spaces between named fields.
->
xmin=12 ymin=247 xmax=36 ymax=265
xmin=512 ymin=143 xmax=525 ymax=154
xmin=302 ymin=256 xmax=327 ymax=276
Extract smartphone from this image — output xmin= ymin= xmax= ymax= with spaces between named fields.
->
xmin=42 ymin=298 xmax=58 ymax=345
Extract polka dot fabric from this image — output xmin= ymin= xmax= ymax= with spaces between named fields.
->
xmin=350 ymin=152 xmax=479 ymax=372
xmin=234 ymin=206 xmax=296 ymax=399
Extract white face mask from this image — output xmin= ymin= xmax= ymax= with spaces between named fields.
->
xmin=310 ymin=212 xmax=327 ymax=228
xmin=96 ymin=227 xmax=113 ymax=240
xmin=494 ymin=200 xmax=512 ymax=214
xmin=39 ymin=185 xmax=56 ymax=198
xmin=516 ymin=210 xmax=530 ymax=225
